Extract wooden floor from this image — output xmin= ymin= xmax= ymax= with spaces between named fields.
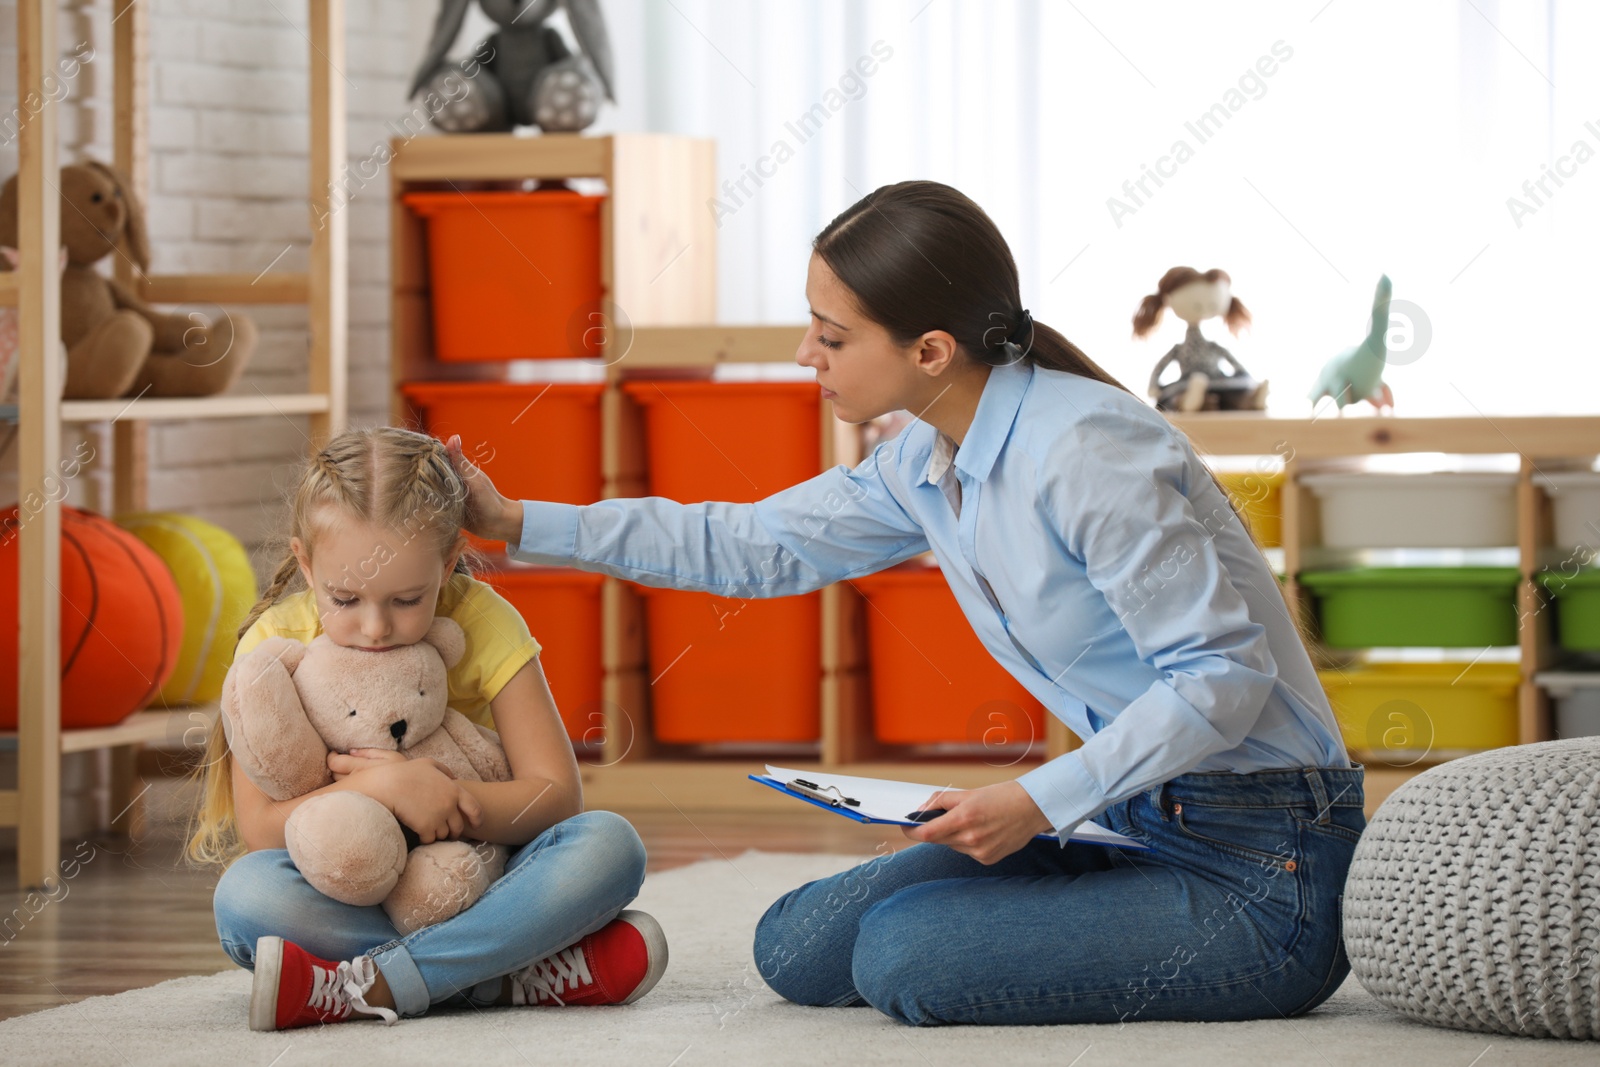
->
xmin=0 ymin=776 xmax=882 ymax=1023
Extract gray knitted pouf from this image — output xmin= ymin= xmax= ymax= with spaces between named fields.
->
xmin=1343 ymin=737 xmax=1600 ymax=1038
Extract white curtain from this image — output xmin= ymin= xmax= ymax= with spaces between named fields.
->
xmin=581 ymin=0 xmax=1596 ymax=417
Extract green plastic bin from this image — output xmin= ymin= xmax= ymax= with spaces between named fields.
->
xmin=1297 ymin=566 xmax=1521 ymax=648
xmin=1536 ymin=567 xmax=1600 ymax=651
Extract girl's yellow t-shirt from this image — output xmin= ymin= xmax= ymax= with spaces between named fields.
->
xmin=234 ymin=571 xmax=541 ymax=731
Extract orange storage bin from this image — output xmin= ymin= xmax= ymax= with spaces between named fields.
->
xmin=621 ymin=381 xmax=823 ymax=744
xmin=479 ymin=565 xmax=604 ymax=744
xmin=853 ymin=560 xmax=1048 ymax=747
xmin=638 ymin=588 xmax=821 ymax=743
xmin=403 ymin=190 xmax=603 ymax=361
xmin=620 ymin=381 xmax=821 ymax=500
xmin=402 ymin=381 xmax=604 ymax=554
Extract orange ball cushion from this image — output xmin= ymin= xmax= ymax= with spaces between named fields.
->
xmin=0 ymin=504 xmax=184 ymax=730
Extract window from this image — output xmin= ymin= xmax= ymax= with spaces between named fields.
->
xmin=597 ymin=0 xmax=1596 ymax=415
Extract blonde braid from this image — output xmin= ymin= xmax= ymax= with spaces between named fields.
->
xmin=234 ymin=553 xmax=303 ymax=645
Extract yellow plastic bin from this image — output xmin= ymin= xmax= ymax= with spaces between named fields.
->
xmin=1215 ymin=468 xmax=1284 ymax=548
xmin=1316 ymin=661 xmax=1521 ymax=755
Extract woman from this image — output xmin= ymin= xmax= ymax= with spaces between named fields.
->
xmin=446 ymin=180 xmax=1363 ymax=1027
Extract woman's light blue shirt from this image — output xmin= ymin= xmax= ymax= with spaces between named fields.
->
xmin=511 ymin=358 xmax=1352 ymax=838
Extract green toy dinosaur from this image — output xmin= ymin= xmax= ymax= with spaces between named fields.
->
xmin=1308 ymin=274 xmax=1394 ymax=413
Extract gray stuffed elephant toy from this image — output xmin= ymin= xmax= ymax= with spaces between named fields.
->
xmin=410 ymin=0 xmax=615 ymax=133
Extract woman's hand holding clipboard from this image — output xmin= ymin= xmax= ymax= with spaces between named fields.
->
xmin=898 ymin=782 xmax=1058 ymax=866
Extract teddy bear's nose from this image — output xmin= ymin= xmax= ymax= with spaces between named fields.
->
xmin=390 ymin=719 xmax=408 ymax=740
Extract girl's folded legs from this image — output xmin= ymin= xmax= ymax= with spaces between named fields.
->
xmin=215 ymin=810 xmax=660 ymax=1029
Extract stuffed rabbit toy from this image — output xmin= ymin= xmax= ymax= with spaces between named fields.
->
xmin=0 ymin=160 xmax=256 ymax=400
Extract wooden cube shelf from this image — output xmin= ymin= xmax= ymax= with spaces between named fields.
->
xmin=1171 ymin=410 xmax=1600 ymax=778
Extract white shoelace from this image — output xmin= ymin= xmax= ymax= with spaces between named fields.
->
xmin=309 ymin=955 xmax=399 ymax=1025
xmin=510 ymin=945 xmax=594 ymax=1006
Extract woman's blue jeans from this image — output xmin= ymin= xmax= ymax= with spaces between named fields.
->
xmin=213 ymin=810 xmax=647 ymax=1018
xmin=752 ymin=764 xmax=1366 ymax=1026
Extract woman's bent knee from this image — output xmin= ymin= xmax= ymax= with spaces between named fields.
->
xmin=751 ymin=885 xmax=863 ymax=1007
xmin=851 ymin=894 xmax=943 ymax=1024
xmin=751 ymin=892 xmax=803 ymax=999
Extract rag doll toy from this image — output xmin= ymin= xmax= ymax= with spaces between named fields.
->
xmin=221 ymin=618 xmax=513 ymax=935
xmin=0 ymin=160 xmax=257 ymax=400
xmin=410 ymin=0 xmax=615 ymax=133
xmin=1307 ymin=274 xmax=1394 ymax=414
xmin=1134 ymin=266 xmax=1268 ymax=413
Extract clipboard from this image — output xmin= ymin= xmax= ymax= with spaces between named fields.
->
xmin=749 ymin=764 xmax=1149 ymax=851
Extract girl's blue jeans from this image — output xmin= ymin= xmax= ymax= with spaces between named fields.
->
xmin=213 ymin=810 xmax=646 ymax=1018
xmin=752 ymin=764 xmax=1366 ymax=1026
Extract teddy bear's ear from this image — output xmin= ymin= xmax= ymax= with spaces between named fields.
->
xmin=83 ymin=160 xmax=148 ymax=273
xmin=0 ymin=177 xmax=18 ymax=257
xmin=423 ymin=617 xmax=466 ymax=670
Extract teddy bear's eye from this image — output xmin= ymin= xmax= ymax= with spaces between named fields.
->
xmin=91 ymin=191 xmax=103 ymax=203
xmin=348 ymin=709 xmax=357 ymax=717
xmin=419 ymin=690 xmax=425 ymax=697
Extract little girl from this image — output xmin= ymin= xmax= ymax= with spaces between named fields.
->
xmin=187 ymin=426 xmax=667 ymax=1030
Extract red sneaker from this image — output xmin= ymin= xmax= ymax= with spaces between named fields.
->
xmin=509 ymin=910 xmax=668 ymax=1007
xmin=249 ymin=935 xmax=400 ymax=1031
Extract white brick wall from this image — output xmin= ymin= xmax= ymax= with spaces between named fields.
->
xmin=0 ymin=0 xmax=415 ymax=586
xmin=0 ymin=0 xmax=113 ymax=521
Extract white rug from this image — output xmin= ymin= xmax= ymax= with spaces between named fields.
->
xmin=0 ymin=851 xmax=1578 ymax=1066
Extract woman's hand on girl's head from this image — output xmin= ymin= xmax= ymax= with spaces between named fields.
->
xmin=901 ymin=781 xmax=1054 ymax=865
xmin=359 ymin=756 xmax=484 ymax=845
xmin=328 ymin=747 xmax=407 ymax=781
xmin=444 ymin=434 xmax=524 ymax=546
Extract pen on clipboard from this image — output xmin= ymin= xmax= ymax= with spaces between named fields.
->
xmin=786 ymin=778 xmax=861 ymax=808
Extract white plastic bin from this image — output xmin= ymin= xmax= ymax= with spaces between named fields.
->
xmin=1300 ymin=472 xmax=1518 ymax=548
xmin=1537 ymin=671 xmax=1600 ymax=739
xmin=1533 ymin=472 xmax=1600 ymax=550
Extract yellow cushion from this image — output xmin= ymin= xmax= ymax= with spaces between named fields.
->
xmin=115 ymin=511 xmax=258 ymax=705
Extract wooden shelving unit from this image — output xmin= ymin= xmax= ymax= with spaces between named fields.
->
xmin=1171 ymin=410 xmax=1600 ymax=811
xmin=3 ymin=0 xmax=349 ymax=890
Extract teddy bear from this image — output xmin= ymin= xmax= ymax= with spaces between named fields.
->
xmin=221 ymin=617 xmax=513 ymax=935
xmin=0 ymin=159 xmax=257 ymax=400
